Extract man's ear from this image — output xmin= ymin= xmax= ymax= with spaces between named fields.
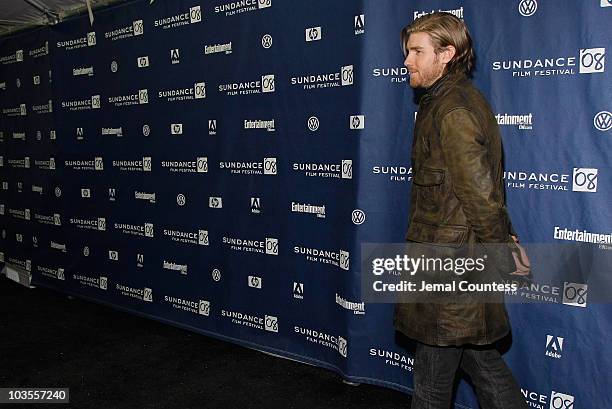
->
xmin=439 ymin=45 xmax=456 ymax=64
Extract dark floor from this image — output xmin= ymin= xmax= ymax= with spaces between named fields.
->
xmin=0 ymin=275 xmax=411 ymax=409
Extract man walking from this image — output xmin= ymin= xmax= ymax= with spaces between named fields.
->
xmin=394 ymin=12 xmax=528 ymax=409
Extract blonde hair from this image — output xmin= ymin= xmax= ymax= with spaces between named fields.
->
xmin=401 ymin=12 xmax=475 ymax=76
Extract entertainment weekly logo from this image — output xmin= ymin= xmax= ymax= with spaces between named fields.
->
xmin=154 ymin=6 xmax=201 ymax=30
xmin=413 ymin=6 xmax=464 ymax=20
xmin=214 ymin=0 xmax=271 ymax=17
xmin=496 ymin=113 xmax=533 ymax=130
xmin=492 ymin=47 xmax=606 ymax=78
xmin=504 ymin=168 xmax=598 ymax=193
xmin=554 ymin=226 xmax=612 ymax=248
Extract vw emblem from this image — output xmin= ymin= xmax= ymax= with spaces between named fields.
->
xmin=261 ymin=34 xmax=273 ymax=49
xmin=518 ymin=0 xmax=537 ymax=17
xmin=351 ymin=209 xmax=366 ymax=225
xmin=177 ymin=194 xmax=186 ymax=206
xmin=54 ymin=187 xmax=62 ymax=197
xmin=308 ymin=116 xmax=320 ymax=131
xmin=142 ymin=124 xmax=151 ymax=136
xmin=212 ymin=269 xmax=221 ymax=282
xmin=83 ymin=246 xmax=90 ymax=256
xmin=110 ymin=61 xmax=118 ymax=72
xmin=594 ymin=111 xmax=611 ymax=132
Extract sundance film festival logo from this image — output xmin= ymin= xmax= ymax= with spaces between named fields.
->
xmin=294 ymin=326 xmax=347 ymax=357
xmin=545 ymin=335 xmax=564 ymax=359
xmin=70 ymin=217 xmax=106 ymax=231
xmin=164 ymin=295 xmax=210 ymax=315
xmin=34 ymin=212 xmax=61 ymax=226
xmin=116 ymin=283 xmax=153 ymax=302
xmin=0 ymin=49 xmax=24 ymax=64
xmin=105 ymin=20 xmax=144 ymax=41
xmin=61 ymin=95 xmax=100 ymax=111
xmin=549 ymin=391 xmax=574 ymax=409
xmin=503 ymin=168 xmax=598 ymax=193
xmin=114 ymin=222 xmax=154 ymax=238
xmin=7 ymin=157 xmax=30 ymax=169
xmin=8 ymin=208 xmax=30 ymax=220
xmin=594 ymin=111 xmax=612 ymax=131
xmin=367 ymin=68 xmax=400 ymax=90
xmin=292 ymin=160 xmax=352 ymax=179
xmin=518 ymin=0 xmax=538 ymax=17
xmin=291 ymin=65 xmax=354 ymax=90
xmin=214 ymin=0 xmax=271 ymax=17
xmin=2 ymin=104 xmax=28 ymax=117
xmin=32 ymin=100 xmax=53 ymax=114
xmin=161 ymin=157 xmax=208 ymax=173
xmin=562 ymin=282 xmax=588 ymax=308
xmin=112 ymin=157 xmax=152 ymax=172
xmin=222 ymin=236 xmax=278 ymax=255
xmin=354 ymin=15 xmax=364 ymax=35
xmin=154 ymin=6 xmax=201 ymax=30
xmin=493 ymin=47 xmax=605 ymax=77
xmin=29 ymin=42 xmax=49 ymax=58
xmin=221 ymin=309 xmax=278 ymax=333
xmin=56 ymin=32 xmax=96 ymax=50
xmin=34 ymin=158 xmax=56 ymax=170
xmin=73 ymin=274 xmax=108 ymax=290
xmin=108 ymin=89 xmax=148 ymax=107
xmin=305 ymin=26 xmax=322 ymax=42
xmin=164 ymin=228 xmax=209 ymax=246
xmin=219 ymin=158 xmax=277 ymax=175
xmin=159 ymin=82 xmax=206 ymax=102
xmin=38 ymin=266 xmax=65 ymax=281
xmin=219 ymin=74 xmax=274 ymax=96
xmin=294 ymin=246 xmax=349 ymax=270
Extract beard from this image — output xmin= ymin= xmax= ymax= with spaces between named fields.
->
xmin=409 ymin=55 xmax=446 ymax=89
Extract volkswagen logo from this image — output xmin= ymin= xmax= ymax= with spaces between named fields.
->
xmin=594 ymin=111 xmax=611 ymax=131
xmin=518 ymin=0 xmax=537 ymax=17
xmin=142 ymin=124 xmax=151 ymax=136
xmin=351 ymin=209 xmax=366 ymax=225
xmin=308 ymin=116 xmax=320 ymax=131
xmin=110 ymin=61 xmax=118 ymax=72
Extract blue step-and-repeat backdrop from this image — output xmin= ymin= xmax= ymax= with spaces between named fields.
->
xmin=1 ymin=0 xmax=610 ymax=407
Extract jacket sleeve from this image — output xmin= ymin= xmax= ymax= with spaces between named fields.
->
xmin=438 ymin=108 xmax=509 ymax=244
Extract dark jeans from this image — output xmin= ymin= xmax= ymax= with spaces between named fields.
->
xmin=411 ymin=342 xmax=528 ymax=409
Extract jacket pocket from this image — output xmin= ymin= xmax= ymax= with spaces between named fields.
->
xmin=406 ymin=219 xmax=468 ymax=248
xmin=413 ymin=167 xmax=444 ymax=186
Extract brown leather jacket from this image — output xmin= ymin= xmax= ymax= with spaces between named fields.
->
xmin=394 ymin=72 xmax=515 ymax=346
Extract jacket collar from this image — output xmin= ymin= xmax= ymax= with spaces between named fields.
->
xmin=423 ymin=71 xmax=467 ymax=100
